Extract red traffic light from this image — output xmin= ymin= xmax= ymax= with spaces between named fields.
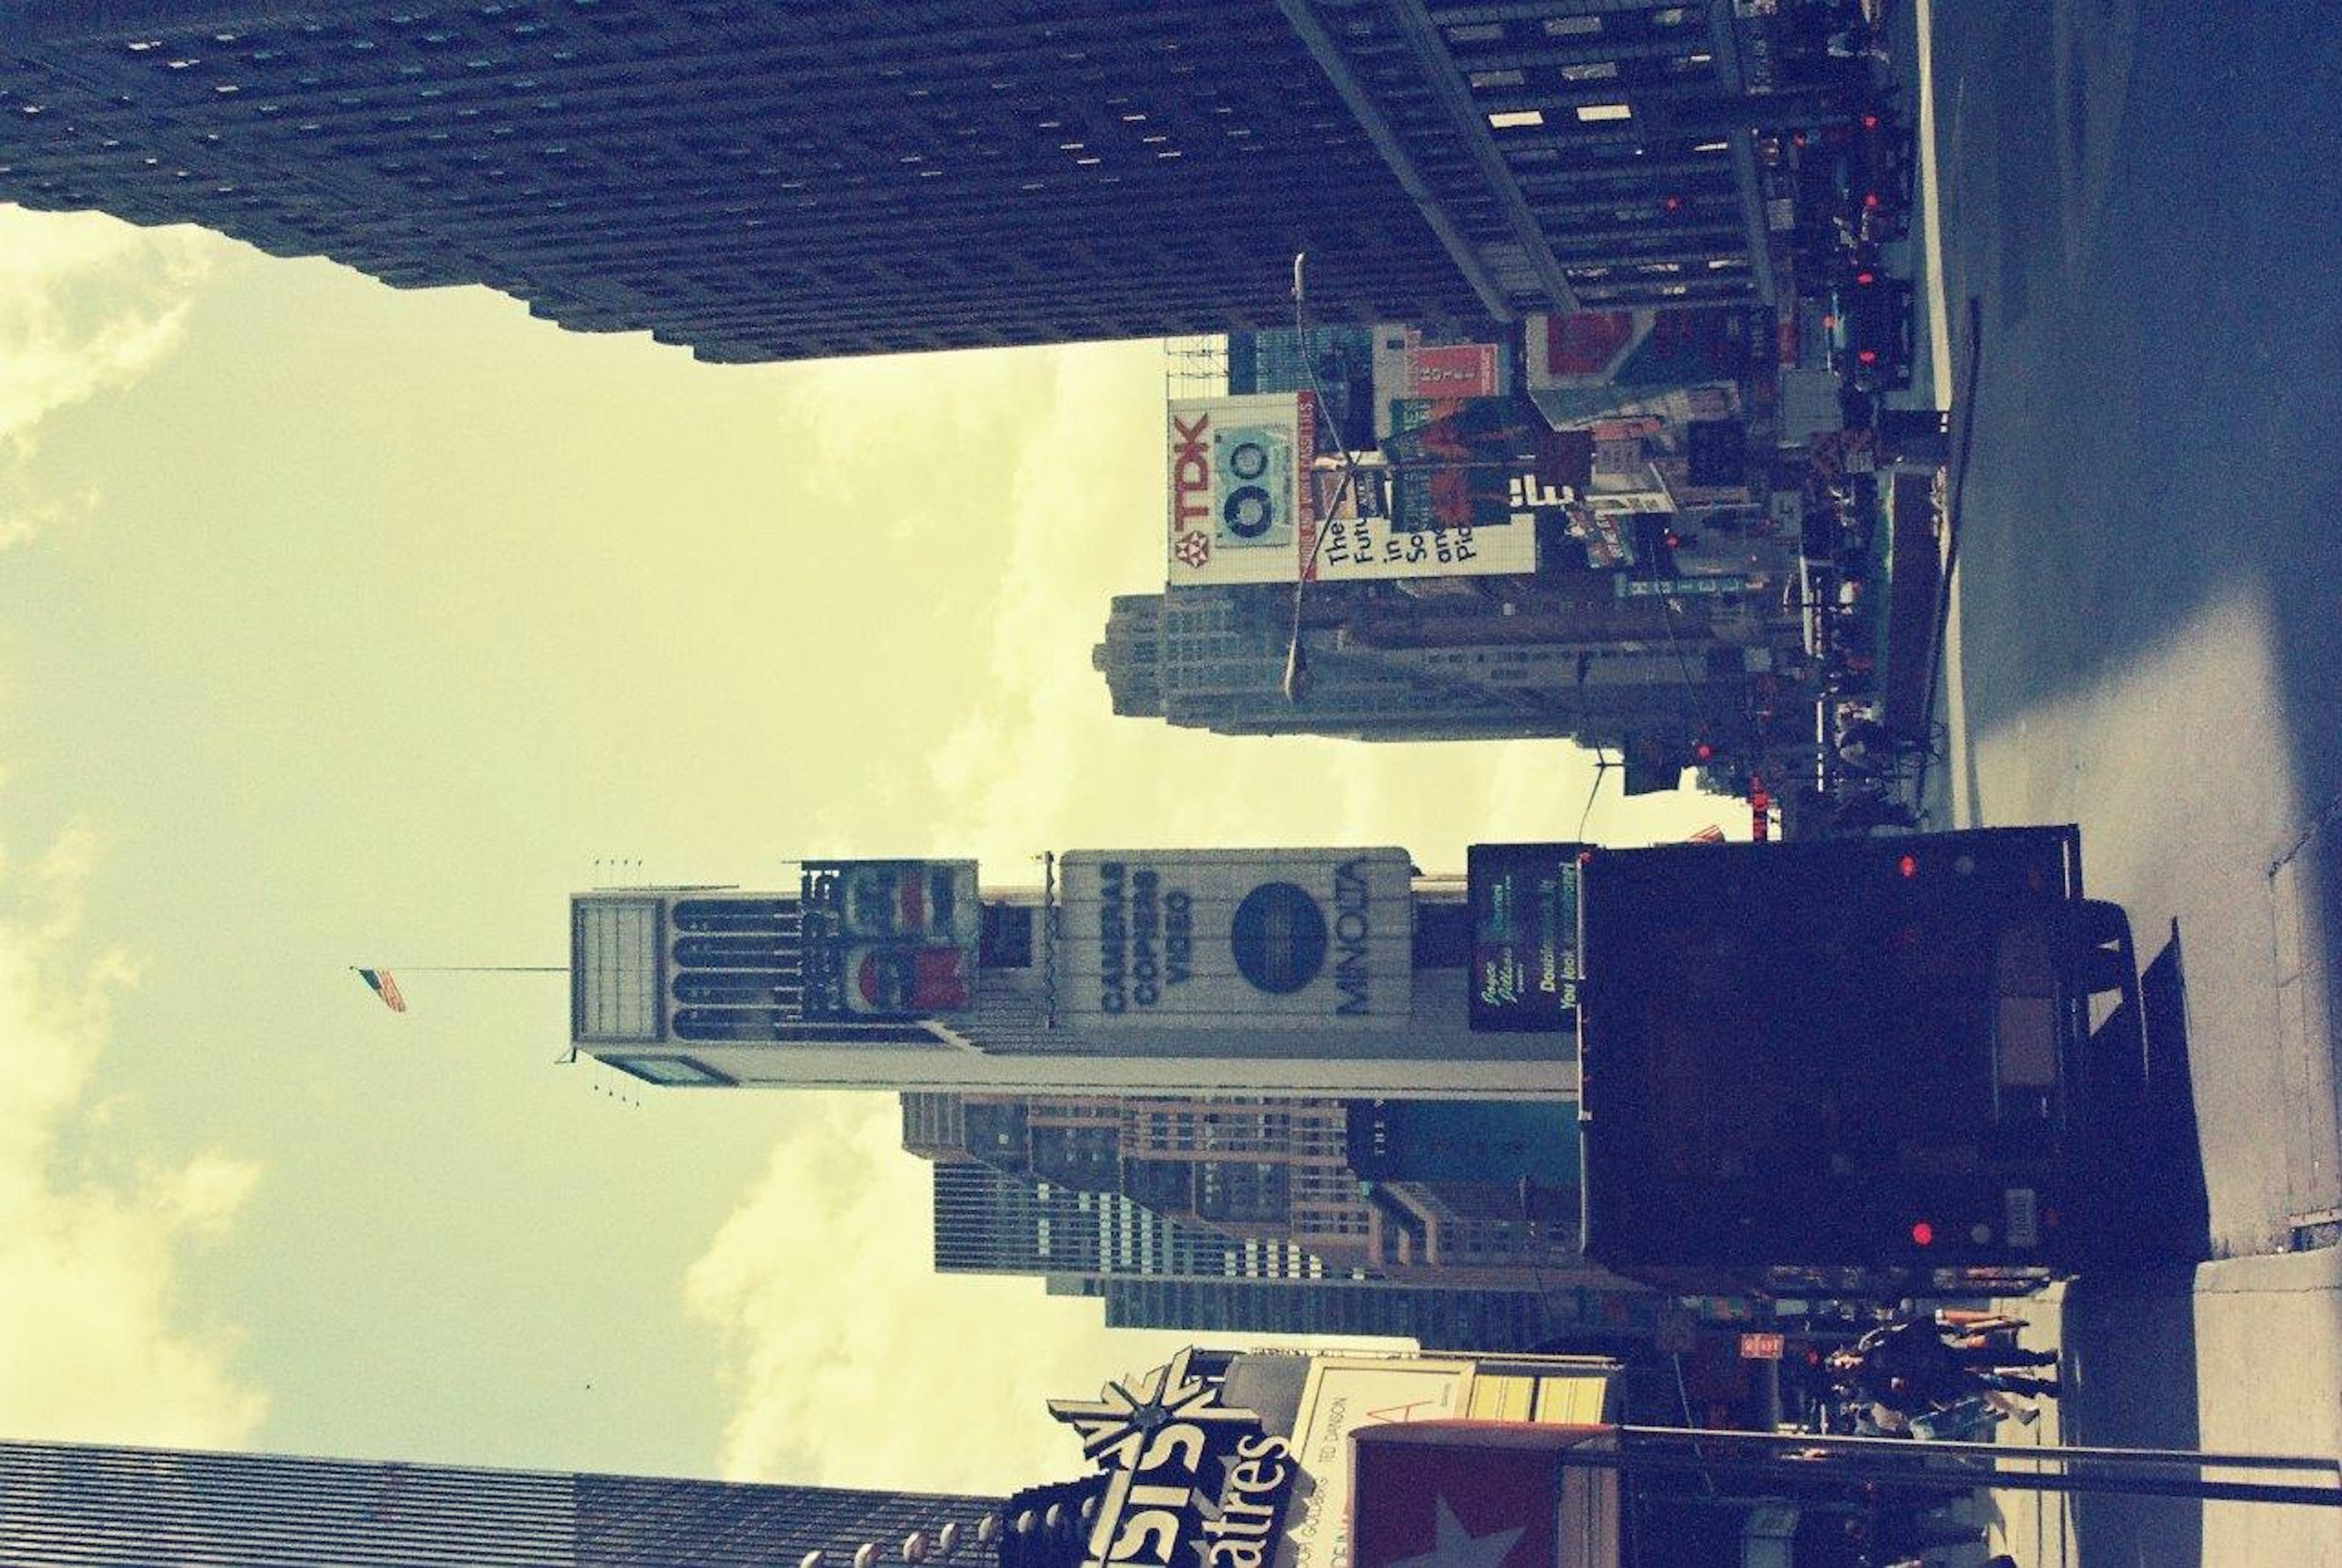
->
xmin=1858 ymin=348 xmax=1879 ymax=365
xmin=1910 ymin=1220 xmax=1934 ymax=1247
xmin=1897 ymin=854 xmax=1918 ymax=878
xmin=1693 ymin=741 xmax=1716 ymax=762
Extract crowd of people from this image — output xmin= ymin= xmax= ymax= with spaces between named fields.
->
xmin=1816 ymin=1309 xmax=2060 ymax=1439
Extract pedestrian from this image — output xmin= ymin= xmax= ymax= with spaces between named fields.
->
xmin=1846 ymin=1315 xmax=2061 ymax=1418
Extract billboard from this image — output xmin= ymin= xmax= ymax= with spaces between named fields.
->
xmin=1468 ymin=843 xmax=1587 ymax=1032
xmin=1400 ymin=341 xmax=1506 ymax=399
xmin=1050 ymin=1349 xmax=1298 ymax=1568
xmin=798 ymin=860 xmax=979 ymax=1020
xmin=1228 ymin=326 xmax=1378 ymax=446
xmin=1384 ymin=395 xmax=1534 ymax=534
xmin=1058 ymin=849 xmax=1413 ymax=1028
xmin=1304 ymin=451 xmax=1539 ymax=581
xmin=1167 ymin=393 xmax=1317 ymax=586
xmin=1276 ymin=1357 xmax=1474 ymax=1568
xmin=1350 ymin=1423 xmax=1619 ymax=1568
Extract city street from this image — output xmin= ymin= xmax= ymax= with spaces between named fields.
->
xmin=1920 ymin=0 xmax=2342 ymax=1560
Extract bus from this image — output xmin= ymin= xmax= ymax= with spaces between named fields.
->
xmin=1574 ymin=826 xmax=2143 ymax=1291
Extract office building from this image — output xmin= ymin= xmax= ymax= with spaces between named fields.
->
xmin=1096 ymin=574 xmax=1782 ymax=757
xmin=907 ymin=1090 xmax=1589 ymax=1291
xmin=570 ymin=851 xmax=1571 ymax=1097
xmin=1087 ymin=1276 xmax=1656 ymax=1355
xmin=930 ymin=1162 xmax=1326 ymax=1284
xmin=0 ymin=1 xmax=1844 ymax=363
xmin=0 ymin=1438 xmax=998 ymax=1567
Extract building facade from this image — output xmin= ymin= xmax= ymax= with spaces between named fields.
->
xmin=0 ymin=1 xmax=1856 ymax=363
xmin=907 ymin=1090 xmax=1591 ymax=1292
xmin=1086 ymin=1276 xmax=1655 ymax=1355
xmin=0 ymin=1439 xmax=998 ymax=1567
xmin=570 ymin=851 xmax=1574 ymax=1097
xmin=1096 ymin=573 xmax=1782 ymax=760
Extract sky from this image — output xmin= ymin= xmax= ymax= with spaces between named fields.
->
xmin=0 ymin=204 xmax=1725 ymax=1497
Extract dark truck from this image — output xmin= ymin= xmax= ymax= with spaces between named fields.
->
xmin=1575 ymin=827 xmax=2144 ymax=1292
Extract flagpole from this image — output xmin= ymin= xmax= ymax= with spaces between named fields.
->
xmin=346 ymin=965 xmax=570 ymax=973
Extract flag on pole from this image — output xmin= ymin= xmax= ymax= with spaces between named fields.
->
xmin=356 ymin=969 xmax=406 ymax=1012
xmin=1685 ymin=824 xmax=1727 ymax=843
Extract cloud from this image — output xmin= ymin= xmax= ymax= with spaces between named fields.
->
xmin=684 ymin=1093 xmax=1198 ymax=1495
xmin=0 ymin=818 xmax=268 ymax=1449
xmin=0 ymin=206 xmax=221 ymax=548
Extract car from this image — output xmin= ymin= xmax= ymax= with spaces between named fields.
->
xmin=1825 ymin=250 xmax=1913 ymax=392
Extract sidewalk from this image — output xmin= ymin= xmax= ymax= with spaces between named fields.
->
xmin=1989 ymin=1250 xmax=2342 ymax=1566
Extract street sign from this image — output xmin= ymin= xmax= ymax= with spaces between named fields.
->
xmin=1739 ymin=1332 xmax=1786 ymax=1361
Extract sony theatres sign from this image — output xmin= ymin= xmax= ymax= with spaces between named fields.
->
xmin=1049 ymin=1351 xmax=1298 ymax=1568
xmin=1058 ymin=850 xmax=1414 ymax=1028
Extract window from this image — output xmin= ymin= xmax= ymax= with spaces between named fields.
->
xmin=601 ymin=1053 xmax=735 ymax=1087
xmin=981 ymin=902 xmax=1035 ymax=968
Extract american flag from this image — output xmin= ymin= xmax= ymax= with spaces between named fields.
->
xmin=356 ymin=969 xmax=406 ymax=1012
xmin=1685 ymin=824 xmax=1727 ymax=844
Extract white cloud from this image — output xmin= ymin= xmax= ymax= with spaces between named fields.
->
xmin=684 ymin=1093 xmax=1197 ymax=1495
xmin=0 ymin=818 xmax=267 ymax=1450
xmin=0 ymin=205 xmax=221 ymax=548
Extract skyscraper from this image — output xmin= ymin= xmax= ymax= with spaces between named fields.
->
xmin=906 ymin=1090 xmax=1593 ymax=1292
xmin=570 ymin=851 xmax=1571 ymax=1097
xmin=1095 ymin=572 xmax=1783 ymax=753
xmin=0 ymin=1 xmax=1831 ymax=363
xmin=0 ymin=1439 xmax=1000 ymax=1567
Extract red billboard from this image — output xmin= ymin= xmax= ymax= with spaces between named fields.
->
xmin=1351 ymin=1422 xmax=1618 ymax=1568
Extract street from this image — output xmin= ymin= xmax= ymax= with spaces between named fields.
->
xmin=1920 ymin=0 xmax=2342 ymax=1560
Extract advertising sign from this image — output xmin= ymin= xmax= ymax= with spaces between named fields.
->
xmin=1468 ymin=843 xmax=1587 ymax=1032
xmin=1276 ymin=1357 xmax=1474 ymax=1568
xmin=1050 ymin=1349 xmax=1298 ymax=1568
xmin=1058 ymin=849 xmax=1413 ymax=1029
xmin=1350 ymin=1424 xmax=1619 ymax=1568
xmin=1615 ymin=574 xmax=1759 ymax=598
xmin=1229 ymin=326 xmax=1378 ymax=446
xmin=1312 ymin=513 xmax=1536 ymax=582
xmin=798 ymin=860 xmax=979 ymax=1020
xmin=1527 ymin=307 xmax=1750 ymax=395
xmin=1401 ymin=342 xmax=1505 ymax=399
xmin=1167 ymin=393 xmax=1317 ymax=586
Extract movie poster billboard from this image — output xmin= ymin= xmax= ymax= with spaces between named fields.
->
xmin=1058 ymin=849 xmax=1413 ymax=1029
xmin=799 ymin=860 xmax=979 ymax=1020
xmin=1467 ymin=843 xmax=1588 ymax=1031
xmin=1167 ymin=393 xmax=1317 ymax=586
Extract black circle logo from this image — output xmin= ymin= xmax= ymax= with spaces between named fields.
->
xmin=1230 ymin=882 xmax=1327 ymax=994
xmin=1226 ymin=440 xmax=1270 ymax=481
xmin=1223 ymin=485 xmax=1275 ymax=538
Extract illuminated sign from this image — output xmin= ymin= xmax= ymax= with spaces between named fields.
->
xmin=1049 ymin=1350 xmax=1298 ymax=1568
xmin=798 ymin=861 xmax=979 ymax=1021
xmin=1467 ymin=843 xmax=1587 ymax=1032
